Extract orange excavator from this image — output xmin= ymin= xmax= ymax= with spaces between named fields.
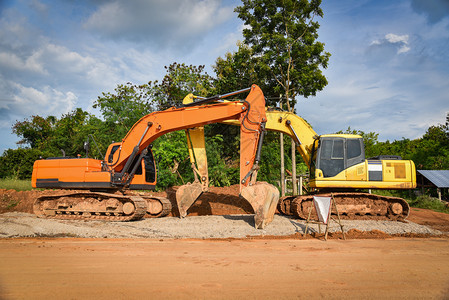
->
xmin=31 ymin=85 xmax=279 ymax=229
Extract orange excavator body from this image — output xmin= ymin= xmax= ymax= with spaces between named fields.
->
xmin=31 ymin=85 xmax=279 ymax=228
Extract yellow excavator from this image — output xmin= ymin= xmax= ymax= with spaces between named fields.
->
xmin=182 ymin=95 xmax=416 ymax=221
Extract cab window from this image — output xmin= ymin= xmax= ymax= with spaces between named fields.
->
xmin=143 ymin=151 xmax=156 ymax=183
xmin=317 ymin=138 xmax=345 ymax=177
xmin=347 ymin=139 xmax=361 ymax=159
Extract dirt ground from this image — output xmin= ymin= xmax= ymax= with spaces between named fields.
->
xmin=1 ymin=187 xmax=449 ymax=299
xmin=2 ymin=186 xmax=449 ymax=233
xmin=1 ymin=238 xmax=448 ymax=299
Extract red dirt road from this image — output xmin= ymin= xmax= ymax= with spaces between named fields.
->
xmin=1 ymin=188 xmax=449 ymax=298
xmin=1 ymin=238 xmax=448 ymax=299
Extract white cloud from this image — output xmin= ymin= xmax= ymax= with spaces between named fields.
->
xmin=397 ymin=45 xmax=410 ymax=54
xmin=84 ymin=0 xmax=234 ymax=47
xmin=10 ymin=83 xmax=77 ymax=117
xmin=385 ymin=33 xmax=408 ymax=44
xmin=371 ymin=33 xmax=410 ymax=54
xmin=0 ymin=51 xmax=46 ymax=74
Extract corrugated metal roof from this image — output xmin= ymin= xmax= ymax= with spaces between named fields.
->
xmin=417 ymin=170 xmax=449 ymax=188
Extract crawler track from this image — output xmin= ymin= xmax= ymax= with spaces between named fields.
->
xmin=278 ymin=193 xmax=410 ymax=221
xmin=33 ymin=192 xmax=147 ymax=221
xmin=142 ymin=196 xmax=172 ymax=218
xmin=277 ymin=195 xmax=296 ymax=216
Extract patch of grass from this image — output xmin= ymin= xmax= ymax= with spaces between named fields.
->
xmin=370 ymin=189 xmax=449 ymax=214
xmin=408 ymin=195 xmax=449 ymax=214
xmin=0 ymin=178 xmax=32 ymax=191
xmin=370 ymin=189 xmax=410 ymax=199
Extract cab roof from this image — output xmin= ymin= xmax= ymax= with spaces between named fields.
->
xmin=319 ymin=134 xmax=363 ymax=139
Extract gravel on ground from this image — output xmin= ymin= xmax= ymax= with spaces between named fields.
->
xmin=0 ymin=212 xmax=441 ymax=239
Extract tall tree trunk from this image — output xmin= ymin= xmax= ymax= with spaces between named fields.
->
xmin=279 ymin=95 xmax=285 ymax=196
xmin=286 ymin=83 xmax=297 ymax=195
xmin=280 ymin=132 xmax=285 ymax=196
xmin=291 ymin=138 xmax=297 ymax=195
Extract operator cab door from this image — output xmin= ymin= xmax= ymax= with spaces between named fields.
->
xmin=129 ymin=149 xmax=157 ymax=190
xmin=316 ymin=137 xmax=365 ymax=178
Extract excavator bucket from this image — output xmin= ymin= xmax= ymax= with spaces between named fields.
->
xmin=176 ymin=182 xmax=203 ymax=217
xmin=240 ymin=182 xmax=280 ymax=229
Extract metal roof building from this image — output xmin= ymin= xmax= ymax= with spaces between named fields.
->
xmin=417 ymin=170 xmax=449 ymax=201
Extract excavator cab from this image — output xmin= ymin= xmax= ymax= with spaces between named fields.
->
xmin=104 ymin=142 xmax=157 ymax=190
xmin=128 ymin=149 xmax=157 ymax=190
xmin=310 ymin=134 xmax=416 ymax=189
xmin=313 ymin=135 xmax=365 ymax=178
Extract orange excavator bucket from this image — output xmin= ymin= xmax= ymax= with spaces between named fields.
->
xmin=240 ymin=181 xmax=280 ymax=229
xmin=177 ymin=85 xmax=280 ymax=228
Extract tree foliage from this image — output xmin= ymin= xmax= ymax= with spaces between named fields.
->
xmin=336 ymin=115 xmax=449 ymax=170
xmin=93 ymin=82 xmax=157 ymax=141
xmin=155 ymin=62 xmax=215 ymax=109
xmin=213 ymin=42 xmax=260 ymax=94
xmin=235 ymin=0 xmax=330 ymax=109
xmin=11 ymin=108 xmax=103 ymax=158
xmin=12 ymin=115 xmax=56 ymax=149
xmin=0 ymin=148 xmax=44 ymax=179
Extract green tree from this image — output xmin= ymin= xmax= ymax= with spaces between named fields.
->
xmin=93 ymin=82 xmax=157 ymax=141
xmin=12 ymin=115 xmax=56 ymax=149
xmin=154 ymin=62 xmax=215 ymax=109
xmin=50 ymin=108 xmax=92 ymax=156
xmin=11 ymin=108 xmax=102 ymax=158
xmin=412 ymin=124 xmax=449 ymax=169
xmin=152 ymin=131 xmax=193 ymax=189
xmin=213 ymin=42 xmax=261 ymax=94
xmin=0 ymin=148 xmax=44 ymax=179
xmin=235 ymin=0 xmax=330 ymax=109
xmin=205 ymin=133 xmax=240 ymax=187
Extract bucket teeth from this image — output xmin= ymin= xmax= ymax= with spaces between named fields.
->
xmin=240 ymin=182 xmax=280 ymax=229
xmin=175 ymin=182 xmax=203 ymax=217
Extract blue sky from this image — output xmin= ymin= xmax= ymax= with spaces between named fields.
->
xmin=0 ymin=0 xmax=448 ymax=154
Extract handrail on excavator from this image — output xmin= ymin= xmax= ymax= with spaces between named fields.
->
xmin=180 ymin=87 xmax=252 ymax=107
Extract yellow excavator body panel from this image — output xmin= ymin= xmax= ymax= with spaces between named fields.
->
xmin=311 ymin=159 xmax=416 ymax=189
